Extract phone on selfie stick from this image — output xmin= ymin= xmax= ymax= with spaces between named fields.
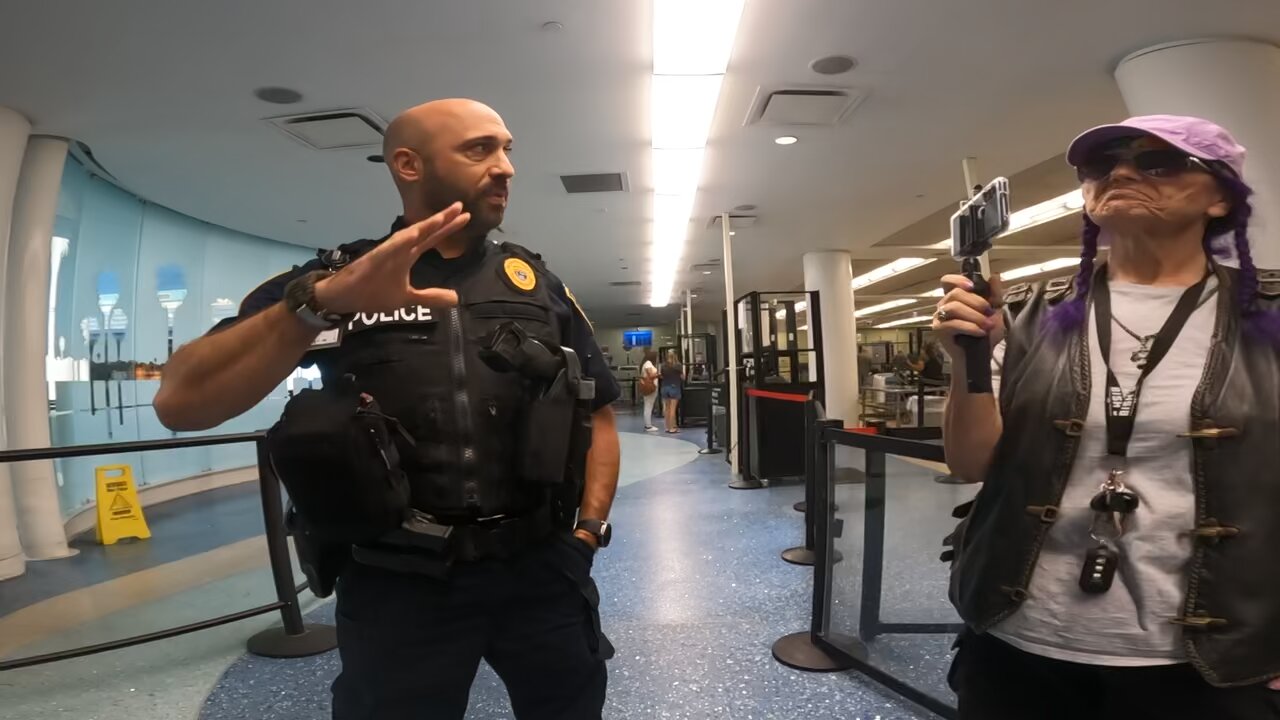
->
xmin=949 ymin=177 xmax=1011 ymax=394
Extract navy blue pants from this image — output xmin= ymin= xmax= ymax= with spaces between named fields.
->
xmin=331 ymin=534 xmax=609 ymax=719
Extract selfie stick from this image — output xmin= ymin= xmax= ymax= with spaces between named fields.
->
xmin=955 ymin=161 xmax=994 ymax=394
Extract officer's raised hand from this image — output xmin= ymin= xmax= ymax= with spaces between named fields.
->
xmin=315 ymin=202 xmax=472 ymax=314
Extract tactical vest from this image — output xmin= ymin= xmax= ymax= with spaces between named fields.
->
xmin=946 ymin=264 xmax=1280 ymax=687
xmin=306 ymin=237 xmax=566 ymax=519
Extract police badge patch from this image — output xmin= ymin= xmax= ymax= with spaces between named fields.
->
xmin=503 ymin=257 xmax=537 ymax=292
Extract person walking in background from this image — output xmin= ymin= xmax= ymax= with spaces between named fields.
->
xmin=660 ymin=350 xmax=684 ymax=434
xmin=919 ymin=341 xmax=946 ymax=385
xmin=640 ymin=349 xmax=659 ymax=432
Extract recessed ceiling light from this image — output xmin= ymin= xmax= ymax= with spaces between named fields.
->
xmin=810 ymin=55 xmax=857 ymax=75
xmin=366 ymin=154 xmax=384 ymax=163
xmin=542 ymin=21 xmax=564 ymax=32
xmin=729 ymin=231 xmax=736 ymax=236
xmin=702 ymin=271 xmax=712 ymax=275
xmin=733 ymin=204 xmax=757 ymax=212
xmin=254 ymin=86 xmax=303 ymax=104
xmin=775 ymin=136 xmax=798 ymax=146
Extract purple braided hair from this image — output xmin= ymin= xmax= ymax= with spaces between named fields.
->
xmin=1042 ymin=215 xmax=1099 ymax=333
xmin=1046 ymin=172 xmax=1280 ymax=345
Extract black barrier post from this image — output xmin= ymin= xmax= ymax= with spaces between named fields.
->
xmin=860 ymin=450 xmax=887 ymax=640
xmin=781 ymin=401 xmax=842 ymax=567
xmin=771 ymin=420 xmax=861 ymax=671
xmin=245 ymin=440 xmax=338 ymax=658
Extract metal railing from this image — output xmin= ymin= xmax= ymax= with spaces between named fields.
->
xmin=0 ymin=432 xmax=336 ymax=671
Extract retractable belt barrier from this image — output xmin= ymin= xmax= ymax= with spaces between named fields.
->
xmin=0 ymin=432 xmax=337 ymax=672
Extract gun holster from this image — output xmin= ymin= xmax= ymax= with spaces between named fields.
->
xmin=480 ymin=322 xmax=595 ymax=489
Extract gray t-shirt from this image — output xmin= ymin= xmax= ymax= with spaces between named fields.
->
xmin=991 ymin=278 xmax=1217 ymax=666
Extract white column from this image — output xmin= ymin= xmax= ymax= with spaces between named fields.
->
xmin=8 ymin=136 xmax=73 ymax=560
xmin=803 ymin=251 xmax=858 ymax=426
xmin=0 ymin=107 xmax=32 ymax=580
xmin=1116 ymin=38 xmax=1280 ymax=268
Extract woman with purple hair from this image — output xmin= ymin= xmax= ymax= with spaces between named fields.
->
xmin=935 ymin=115 xmax=1280 ymax=718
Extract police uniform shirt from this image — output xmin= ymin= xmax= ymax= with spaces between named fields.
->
xmin=209 ymin=219 xmax=621 ymax=413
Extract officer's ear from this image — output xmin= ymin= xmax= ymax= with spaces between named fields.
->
xmin=389 ymin=148 xmax=424 ymax=184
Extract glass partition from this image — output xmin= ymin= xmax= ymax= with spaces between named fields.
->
xmin=818 ymin=429 xmax=979 ymax=715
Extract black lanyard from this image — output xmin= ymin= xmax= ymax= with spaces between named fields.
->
xmin=1093 ymin=270 xmax=1210 ymax=457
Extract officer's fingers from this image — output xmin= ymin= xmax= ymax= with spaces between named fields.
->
xmin=407 ymin=287 xmax=459 ymax=308
xmin=387 ymin=204 xmax=464 ymax=253
xmin=411 ymin=212 xmax=472 ymax=257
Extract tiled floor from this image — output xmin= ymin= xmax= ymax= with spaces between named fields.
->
xmin=1 ymin=412 xmax=957 ymax=719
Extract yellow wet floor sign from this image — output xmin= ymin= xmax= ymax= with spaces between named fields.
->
xmin=95 ymin=465 xmax=151 ymax=545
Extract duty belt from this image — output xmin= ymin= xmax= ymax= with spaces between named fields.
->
xmin=350 ymin=506 xmax=556 ymax=578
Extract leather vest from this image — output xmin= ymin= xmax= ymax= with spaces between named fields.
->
xmin=306 ymin=238 xmax=565 ymax=518
xmin=948 ymin=264 xmax=1280 ymax=687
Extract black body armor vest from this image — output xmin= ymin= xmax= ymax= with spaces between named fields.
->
xmin=307 ymin=238 xmax=567 ymax=519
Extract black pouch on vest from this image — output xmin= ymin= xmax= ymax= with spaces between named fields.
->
xmin=481 ymin=322 xmax=583 ymax=487
xmin=266 ymin=375 xmax=413 ymax=545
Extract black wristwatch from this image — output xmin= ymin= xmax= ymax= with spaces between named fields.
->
xmin=574 ymin=519 xmax=612 ymax=549
xmin=284 ymin=271 xmax=347 ymax=330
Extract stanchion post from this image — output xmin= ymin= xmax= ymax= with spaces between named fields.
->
xmin=246 ymin=439 xmax=337 ymax=658
xmin=771 ymin=420 xmax=860 ymax=671
xmin=859 ymin=449 xmax=887 ymax=641
xmin=782 ymin=401 xmax=841 ymax=566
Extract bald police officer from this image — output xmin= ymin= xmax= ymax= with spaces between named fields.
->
xmin=156 ymin=98 xmax=621 ymax=720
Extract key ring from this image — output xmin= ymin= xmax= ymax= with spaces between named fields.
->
xmin=1089 ymin=511 xmax=1124 ymax=545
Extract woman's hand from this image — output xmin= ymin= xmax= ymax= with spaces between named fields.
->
xmin=932 ymin=274 xmax=1006 ymax=359
xmin=1269 ymin=678 xmax=1280 ymax=691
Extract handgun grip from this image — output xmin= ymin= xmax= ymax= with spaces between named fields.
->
xmin=955 ymin=269 xmax=993 ymax=394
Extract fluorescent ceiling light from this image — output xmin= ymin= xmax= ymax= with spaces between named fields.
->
xmin=999 ymin=256 xmax=1079 ymax=281
xmin=855 ymin=298 xmax=917 ymax=317
xmin=874 ymin=314 xmax=934 ymax=329
xmin=651 ymin=74 xmax=724 ymax=149
xmin=798 ymin=325 xmax=809 ymax=331
xmin=652 ymin=148 xmax=705 ymax=196
xmin=928 ymin=188 xmax=1087 ymax=250
xmin=851 ymin=258 xmax=934 ymax=290
xmin=774 ymin=136 xmax=798 ymax=145
xmin=648 ymin=0 xmax=744 ymax=307
xmin=920 ymin=288 xmax=944 ymax=298
xmin=653 ymin=0 xmax=746 ymax=75
xmin=1007 ymin=189 xmax=1086 ymax=233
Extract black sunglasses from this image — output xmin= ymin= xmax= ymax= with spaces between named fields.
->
xmin=1075 ymin=148 xmax=1215 ymax=183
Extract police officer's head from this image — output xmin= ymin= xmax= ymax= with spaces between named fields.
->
xmin=383 ymin=99 xmax=515 ymax=237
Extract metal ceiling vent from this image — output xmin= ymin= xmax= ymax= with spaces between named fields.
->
xmin=744 ymin=87 xmax=867 ymax=126
xmin=267 ymin=108 xmax=386 ymax=150
xmin=560 ymin=172 xmax=629 ymax=194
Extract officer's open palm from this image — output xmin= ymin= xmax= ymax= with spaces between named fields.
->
xmin=315 ymin=203 xmax=471 ymax=315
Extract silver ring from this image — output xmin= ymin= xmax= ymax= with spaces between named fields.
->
xmin=935 ymin=308 xmax=950 ymax=322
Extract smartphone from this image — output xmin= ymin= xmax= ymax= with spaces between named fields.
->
xmin=950 ymin=177 xmax=1011 ymax=260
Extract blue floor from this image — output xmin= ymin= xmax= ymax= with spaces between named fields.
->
xmin=0 ymin=482 xmax=266 ymax=616
xmin=199 ymin=416 xmax=950 ymax=719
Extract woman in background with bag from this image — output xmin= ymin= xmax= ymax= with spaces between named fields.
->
xmin=640 ymin=349 xmax=659 ymax=432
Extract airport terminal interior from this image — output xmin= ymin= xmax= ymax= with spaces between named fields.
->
xmin=2 ymin=1 xmax=1279 ymax=718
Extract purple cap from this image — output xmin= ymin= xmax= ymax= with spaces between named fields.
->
xmin=1066 ymin=114 xmax=1247 ymax=178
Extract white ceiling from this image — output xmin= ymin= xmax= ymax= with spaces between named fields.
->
xmin=2 ymin=0 xmax=1279 ymax=328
